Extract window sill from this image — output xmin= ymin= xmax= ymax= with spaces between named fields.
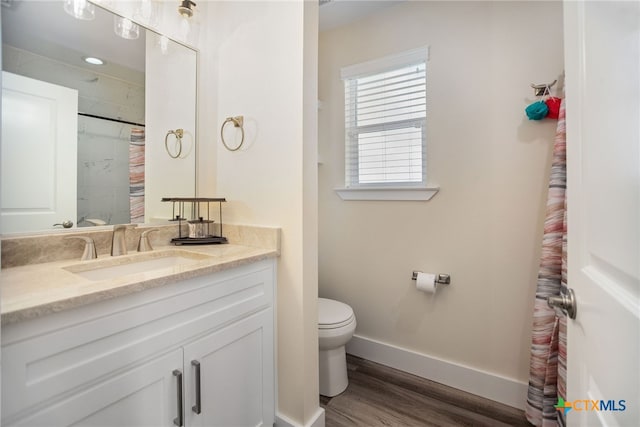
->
xmin=335 ymin=186 xmax=439 ymax=201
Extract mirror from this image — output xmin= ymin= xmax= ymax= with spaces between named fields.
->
xmin=1 ymin=0 xmax=197 ymax=234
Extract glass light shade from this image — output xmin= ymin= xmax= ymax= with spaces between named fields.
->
xmin=134 ymin=0 xmax=159 ymax=28
xmin=63 ymin=0 xmax=95 ymax=20
xmin=159 ymin=36 xmax=170 ymax=55
xmin=180 ymin=17 xmax=191 ymax=40
xmin=114 ymin=16 xmax=140 ymax=40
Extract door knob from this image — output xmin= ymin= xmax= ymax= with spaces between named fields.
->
xmin=547 ymin=288 xmax=577 ymax=319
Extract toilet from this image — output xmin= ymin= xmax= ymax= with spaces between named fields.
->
xmin=318 ymin=298 xmax=357 ymax=397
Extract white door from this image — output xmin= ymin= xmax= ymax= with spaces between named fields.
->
xmin=563 ymin=1 xmax=639 ymax=426
xmin=1 ymin=72 xmax=77 ymax=233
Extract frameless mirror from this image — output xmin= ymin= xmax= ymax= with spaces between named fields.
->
xmin=1 ymin=0 xmax=197 ymax=234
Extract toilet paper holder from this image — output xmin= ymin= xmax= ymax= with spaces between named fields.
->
xmin=412 ymin=271 xmax=451 ymax=285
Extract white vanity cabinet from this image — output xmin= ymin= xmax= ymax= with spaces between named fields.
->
xmin=1 ymin=258 xmax=276 ymax=427
xmin=6 ymin=348 xmax=185 ymax=426
xmin=184 ymin=309 xmax=273 ymax=427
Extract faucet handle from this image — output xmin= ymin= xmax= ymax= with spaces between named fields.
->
xmin=138 ymin=229 xmax=158 ymax=252
xmin=65 ymin=236 xmax=97 ymax=261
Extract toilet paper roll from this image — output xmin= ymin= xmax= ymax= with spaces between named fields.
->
xmin=416 ymin=272 xmax=436 ymax=294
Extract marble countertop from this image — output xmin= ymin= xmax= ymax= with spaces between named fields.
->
xmin=1 ymin=244 xmax=278 ymax=326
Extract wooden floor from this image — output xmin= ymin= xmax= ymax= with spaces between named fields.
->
xmin=320 ymin=355 xmax=531 ymax=427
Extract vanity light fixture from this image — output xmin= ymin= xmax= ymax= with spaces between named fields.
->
xmin=114 ymin=16 xmax=140 ymax=40
xmin=83 ymin=56 xmax=105 ymax=65
xmin=63 ymin=0 xmax=95 ymax=20
xmin=178 ymin=0 xmax=196 ymax=18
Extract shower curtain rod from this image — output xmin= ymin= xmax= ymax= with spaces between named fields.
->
xmin=78 ymin=112 xmax=145 ymax=128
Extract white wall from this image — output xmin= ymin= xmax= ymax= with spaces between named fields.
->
xmin=319 ymin=0 xmax=564 ymax=399
xmin=207 ymin=1 xmax=320 ymax=425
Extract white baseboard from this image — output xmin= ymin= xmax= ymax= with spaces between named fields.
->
xmin=346 ymin=334 xmax=527 ymax=410
xmin=276 ymin=407 xmax=325 ymax=427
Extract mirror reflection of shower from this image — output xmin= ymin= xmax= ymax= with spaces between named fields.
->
xmin=77 ymin=114 xmax=145 ymax=228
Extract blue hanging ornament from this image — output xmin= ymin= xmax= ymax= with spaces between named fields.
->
xmin=525 ymin=100 xmax=549 ymax=120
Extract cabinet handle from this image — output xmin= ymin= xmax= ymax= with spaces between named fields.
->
xmin=173 ymin=369 xmax=184 ymax=426
xmin=191 ymin=360 xmax=202 ymax=414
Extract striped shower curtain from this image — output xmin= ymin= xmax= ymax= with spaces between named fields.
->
xmin=129 ymin=128 xmax=145 ymax=223
xmin=525 ymin=99 xmax=567 ymax=427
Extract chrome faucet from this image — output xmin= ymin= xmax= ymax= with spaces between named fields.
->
xmin=65 ymin=236 xmax=97 ymax=261
xmin=111 ymin=225 xmax=129 ymax=256
xmin=137 ymin=229 xmax=158 ymax=252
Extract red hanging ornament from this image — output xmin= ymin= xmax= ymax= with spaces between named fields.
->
xmin=545 ymin=97 xmax=562 ymax=119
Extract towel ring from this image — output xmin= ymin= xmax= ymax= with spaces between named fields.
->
xmin=220 ymin=116 xmax=245 ymax=151
xmin=165 ymin=129 xmax=183 ymax=158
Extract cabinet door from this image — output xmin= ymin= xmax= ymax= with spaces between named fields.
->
xmin=184 ymin=309 xmax=274 ymax=427
xmin=6 ymin=349 xmax=184 ymax=427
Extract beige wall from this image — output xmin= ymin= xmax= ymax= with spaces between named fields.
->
xmin=319 ymin=1 xmax=563 ymax=384
xmin=205 ymin=1 xmax=320 ymax=425
xmin=302 ymin=1 xmax=321 ymax=423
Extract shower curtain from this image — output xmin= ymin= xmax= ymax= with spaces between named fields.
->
xmin=525 ymin=99 xmax=567 ymax=427
xmin=129 ymin=128 xmax=145 ymax=224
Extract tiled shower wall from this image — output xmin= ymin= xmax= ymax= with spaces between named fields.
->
xmin=77 ymin=116 xmax=134 ymax=226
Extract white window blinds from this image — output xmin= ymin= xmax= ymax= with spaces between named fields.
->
xmin=342 ymin=47 xmax=428 ymax=188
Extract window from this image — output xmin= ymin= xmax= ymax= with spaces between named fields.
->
xmin=337 ymin=47 xmax=438 ymax=201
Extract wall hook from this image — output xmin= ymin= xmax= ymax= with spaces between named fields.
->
xmin=530 ymin=80 xmax=557 ymax=97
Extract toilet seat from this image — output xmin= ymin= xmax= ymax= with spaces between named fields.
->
xmin=318 ymin=298 xmax=355 ymax=330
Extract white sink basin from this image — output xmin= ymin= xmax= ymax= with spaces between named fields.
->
xmin=64 ymin=250 xmax=213 ymax=281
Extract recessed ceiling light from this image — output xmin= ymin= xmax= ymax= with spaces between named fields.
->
xmin=83 ymin=56 xmax=105 ymax=65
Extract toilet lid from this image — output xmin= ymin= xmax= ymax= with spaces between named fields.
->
xmin=318 ymin=298 xmax=354 ymax=329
